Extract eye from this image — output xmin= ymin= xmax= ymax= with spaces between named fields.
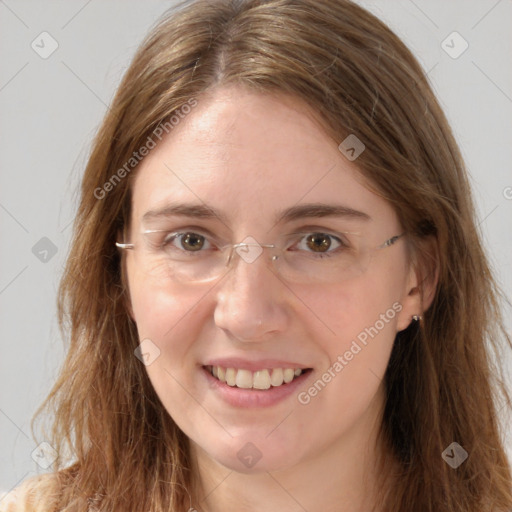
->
xmin=162 ymin=232 xmax=213 ymax=252
xmin=291 ymin=232 xmax=347 ymax=255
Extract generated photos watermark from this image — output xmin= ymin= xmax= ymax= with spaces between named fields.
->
xmin=442 ymin=442 xmax=468 ymax=469
xmin=94 ymin=98 xmax=198 ymax=200
xmin=297 ymin=301 xmax=403 ymax=405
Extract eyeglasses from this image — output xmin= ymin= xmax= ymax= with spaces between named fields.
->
xmin=115 ymin=229 xmax=404 ymax=285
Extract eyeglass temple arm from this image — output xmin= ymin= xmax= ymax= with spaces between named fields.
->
xmin=116 ymin=242 xmax=134 ymax=250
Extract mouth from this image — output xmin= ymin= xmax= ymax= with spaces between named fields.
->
xmin=203 ymin=365 xmax=313 ymax=390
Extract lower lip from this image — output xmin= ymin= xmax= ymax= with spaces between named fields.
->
xmin=202 ymin=366 xmax=312 ymax=408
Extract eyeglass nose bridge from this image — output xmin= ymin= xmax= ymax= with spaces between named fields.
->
xmin=226 ymin=242 xmax=280 ymax=267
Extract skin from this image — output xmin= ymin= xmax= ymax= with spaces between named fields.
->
xmin=124 ymin=86 xmax=434 ymax=512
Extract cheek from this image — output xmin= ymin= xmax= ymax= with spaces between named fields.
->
xmin=127 ymin=269 xmax=209 ymax=418
xmin=300 ymin=275 xmax=402 ymax=348
xmin=127 ymin=265 xmax=207 ymax=358
xmin=298 ymin=274 xmax=401 ymax=392
xmin=294 ymin=280 xmax=400 ymax=438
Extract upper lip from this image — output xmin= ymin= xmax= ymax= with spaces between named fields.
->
xmin=203 ymin=358 xmax=311 ymax=372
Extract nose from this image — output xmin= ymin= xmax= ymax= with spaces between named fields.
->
xmin=213 ymin=247 xmax=289 ymax=342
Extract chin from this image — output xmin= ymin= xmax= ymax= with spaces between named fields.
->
xmin=203 ymin=434 xmax=302 ymax=474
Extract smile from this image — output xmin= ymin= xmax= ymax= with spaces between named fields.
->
xmin=205 ymin=365 xmax=311 ymax=390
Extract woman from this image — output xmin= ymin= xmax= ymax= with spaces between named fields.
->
xmin=3 ymin=0 xmax=511 ymax=510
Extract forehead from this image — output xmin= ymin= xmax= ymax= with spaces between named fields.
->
xmin=129 ymin=86 xmax=398 ymax=231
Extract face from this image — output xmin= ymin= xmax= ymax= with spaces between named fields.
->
xmin=124 ymin=86 xmax=420 ymax=474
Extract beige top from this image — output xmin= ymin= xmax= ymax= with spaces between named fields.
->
xmin=0 ymin=474 xmax=57 ymax=512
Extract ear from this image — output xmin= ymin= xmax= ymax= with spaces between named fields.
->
xmin=395 ymin=235 xmax=439 ymax=331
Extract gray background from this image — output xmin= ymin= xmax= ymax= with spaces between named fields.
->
xmin=1 ymin=0 xmax=511 ymax=495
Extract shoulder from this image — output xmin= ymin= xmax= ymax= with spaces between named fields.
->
xmin=0 ymin=473 xmax=60 ymax=512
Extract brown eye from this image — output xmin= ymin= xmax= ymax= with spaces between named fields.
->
xmin=289 ymin=231 xmax=346 ymax=257
xmin=160 ymin=232 xmax=211 ymax=253
xmin=305 ymin=233 xmax=332 ymax=252
xmin=179 ymin=233 xmax=205 ymax=251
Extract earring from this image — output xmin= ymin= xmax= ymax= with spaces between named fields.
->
xmin=412 ymin=315 xmax=422 ymax=322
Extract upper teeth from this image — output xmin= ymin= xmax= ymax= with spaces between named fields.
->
xmin=208 ymin=366 xmax=304 ymax=389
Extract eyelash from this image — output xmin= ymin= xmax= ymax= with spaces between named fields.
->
xmin=151 ymin=229 xmax=351 ymax=256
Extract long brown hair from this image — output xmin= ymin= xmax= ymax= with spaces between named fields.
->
xmin=26 ymin=0 xmax=512 ymax=510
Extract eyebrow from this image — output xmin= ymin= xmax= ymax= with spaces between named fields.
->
xmin=141 ymin=202 xmax=371 ymax=225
